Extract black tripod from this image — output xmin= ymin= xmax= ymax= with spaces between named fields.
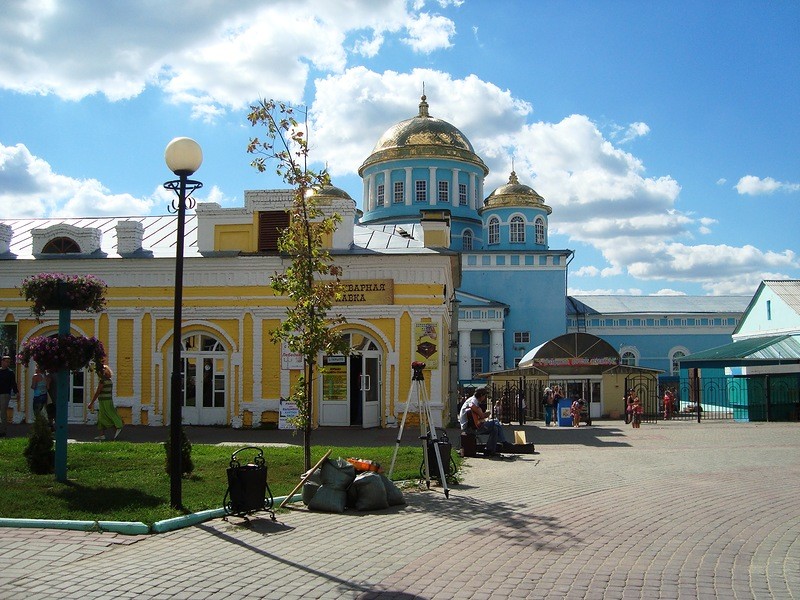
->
xmin=388 ymin=362 xmax=450 ymax=498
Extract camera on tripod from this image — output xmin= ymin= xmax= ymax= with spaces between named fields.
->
xmin=411 ymin=361 xmax=426 ymax=381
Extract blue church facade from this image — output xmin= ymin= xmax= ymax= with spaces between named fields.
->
xmin=354 ymin=95 xmax=749 ymax=388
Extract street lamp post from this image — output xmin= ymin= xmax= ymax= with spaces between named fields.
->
xmin=163 ymin=137 xmax=203 ymax=509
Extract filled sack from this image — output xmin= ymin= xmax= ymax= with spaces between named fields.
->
xmin=347 ymin=472 xmax=390 ymax=511
xmin=307 ymin=484 xmax=347 ymax=513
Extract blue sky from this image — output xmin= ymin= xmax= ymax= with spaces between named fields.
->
xmin=1 ymin=0 xmax=798 ymax=296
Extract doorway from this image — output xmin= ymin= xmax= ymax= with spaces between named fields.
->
xmin=320 ymin=332 xmax=382 ymax=427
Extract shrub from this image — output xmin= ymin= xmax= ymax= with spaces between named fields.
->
xmin=24 ymin=413 xmax=55 ymax=474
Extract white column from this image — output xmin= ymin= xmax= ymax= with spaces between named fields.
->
xmin=368 ymin=174 xmax=376 ymax=211
xmin=469 ymin=173 xmax=476 ymax=210
xmin=490 ymin=329 xmax=505 ymax=372
xmin=478 ymin=177 xmax=484 ymax=207
xmin=405 ymin=168 xmax=412 ymax=206
xmin=429 ymin=167 xmax=437 ymax=206
xmin=458 ymin=329 xmax=472 ymax=381
xmin=451 ymin=169 xmax=459 ymax=207
xmin=382 ymin=169 xmax=391 ymax=206
xmin=362 ymin=177 xmax=369 ymax=212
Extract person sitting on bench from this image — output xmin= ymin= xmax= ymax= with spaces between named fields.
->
xmin=458 ymin=388 xmax=511 ymax=456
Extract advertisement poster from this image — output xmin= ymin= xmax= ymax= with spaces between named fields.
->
xmin=414 ymin=322 xmax=439 ymax=369
xmin=322 ymin=356 xmax=348 ymax=401
xmin=281 ymin=342 xmax=304 ymax=371
xmin=278 ymin=397 xmax=299 ymax=430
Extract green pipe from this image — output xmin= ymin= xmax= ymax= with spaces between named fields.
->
xmin=0 ymin=494 xmax=304 ymax=536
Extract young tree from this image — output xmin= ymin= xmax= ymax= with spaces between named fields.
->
xmin=247 ymin=99 xmax=349 ymax=470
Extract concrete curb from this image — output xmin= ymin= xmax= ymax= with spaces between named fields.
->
xmin=0 ymin=493 xmax=304 ymax=535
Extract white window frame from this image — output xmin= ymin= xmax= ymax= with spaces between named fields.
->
xmin=438 ymin=180 xmax=449 ymax=203
xmin=415 ymin=180 xmax=427 ymax=203
xmin=669 ymin=347 xmax=689 ymax=375
xmin=459 ymin=183 xmax=467 ymax=205
xmin=376 ymin=184 xmax=385 ymax=206
xmin=514 ymin=331 xmax=530 ymax=344
xmin=510 ymin=215 xmax=525 ymax=243
xmin=488 ymin=217 xmax=500 ymax=245
xmin=462 ymin=229 xmax=473 ymax=251
xmin=535 ymin=217 xmax=545 ymax=244
xmin=393 ymin=181 xmax=404 ymax=203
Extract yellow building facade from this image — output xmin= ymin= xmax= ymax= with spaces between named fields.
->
xmin=1 ymin=188 xmax=459 ymax=430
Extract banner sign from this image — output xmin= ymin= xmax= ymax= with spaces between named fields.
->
xmin=533 ymin=357 xmax=619 ymax=367
xmin=414 ymin=322 xmax=439 ymax=369
xmin=335 ymin=280 xmax=394 ymax=305
xmin=278 ymin=397 xmax=299 ymax=430
xmin=281 ymin=342 xmax=304 ymax=370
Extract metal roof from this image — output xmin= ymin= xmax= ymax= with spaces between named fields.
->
xmin=681 ymin=334 xmax=800 ymax=363
xmin=764 ymin=280 xmax=800 ymax=314
xmin=568 ymin=295 xmax=750 ymax=315
xmin=2 ymin=217 xmax=433 ymax=259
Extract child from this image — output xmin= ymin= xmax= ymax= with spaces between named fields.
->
xmin=631 ymin=395 xmax=643 ymax=428
xmin=570 ymin=398 xmax=582 ymax=427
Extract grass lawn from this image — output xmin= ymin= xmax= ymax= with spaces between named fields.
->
xmin=0 ymin=438 xmax=459 ymax=525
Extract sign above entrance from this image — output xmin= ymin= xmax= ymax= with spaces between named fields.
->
xmin=335 ymin=280 xmax=394 ymax=305
xmin=533 ymin=357 xmax=619 ymax=367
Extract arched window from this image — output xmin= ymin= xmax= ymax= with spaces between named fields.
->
xmin=535 ymin=217 xmax=545 ymax=245
xmin=510 ymin=216 xmax=525 ymax=243
xmin=621 ymin=351 xmax=637 ymax=366
xmin=42 ymin=237 xmax=80 ymax=254
xmin=462 ymin=229 xmax=473 ymax=251
xmin=670 ymin=349 xmax=687 ymax=375
xmin=488 ymin=217 xmax=500 ymax=245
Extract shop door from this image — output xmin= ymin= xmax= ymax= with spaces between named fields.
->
xmin=320 ymin=332 xmax=382 ymax=427
xmin=361 ymin=354 xmax=381 ymax=428
xmin=179 ymin=333 xmax=227 ymax=426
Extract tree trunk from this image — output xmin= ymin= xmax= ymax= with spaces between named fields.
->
xmin=303 ymin=361 xmax=314 ymax=471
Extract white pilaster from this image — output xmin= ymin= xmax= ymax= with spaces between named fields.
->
xmin=368 ymin=174 xmax=376 ymax=212
xmin=490 ymin=329 xmax=505 ymax=371
xmin=458 ymin=329 xmax=472 ymax=380
xmin=469 ymin=173 xmax=476 ymax=210
xmin=405 ymin=168 xmax=412 ymax=206
xmin=429 ymin=167 xmax=437 ymax=206
xmin=451 ymin=169 xmax=459 ymax=207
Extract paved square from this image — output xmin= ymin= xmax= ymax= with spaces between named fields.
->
xmin=1 ymin=422 xmax=798 ymax=599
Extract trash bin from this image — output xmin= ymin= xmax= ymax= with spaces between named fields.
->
xmin=557 ymin=398 xmax=573 ymax=427
xmin=422 ymin=428 xmax=454 ymax=481
xmin=223 ymin=446 xmax=275 ymax=519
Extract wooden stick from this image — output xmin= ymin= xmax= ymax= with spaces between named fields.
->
xmin=279 ymin=449 xmax=332 ymax=508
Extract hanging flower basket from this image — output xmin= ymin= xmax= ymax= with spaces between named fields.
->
xmin=19 ymin=273 xmax=107 ymax=318
xmin=17 ymin=335 xmax=106 ymax=374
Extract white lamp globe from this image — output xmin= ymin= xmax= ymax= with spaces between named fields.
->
xmin=164 ymin=137 xmax=203 ymax=176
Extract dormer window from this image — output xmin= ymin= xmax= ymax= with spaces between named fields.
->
xmin=42 ymin=237 xmax=81 ymax=254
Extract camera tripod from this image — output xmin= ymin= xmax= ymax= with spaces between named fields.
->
xmin=388 ymin=362 xmax=450 ymax=498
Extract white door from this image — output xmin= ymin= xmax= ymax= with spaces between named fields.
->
xmin=361 ymin=354 xmax=381 ymax=428
xmin=179 ymin=333 xmax=227 ymax=426
xmin=320 ymin=355 xmax=349 ymax=425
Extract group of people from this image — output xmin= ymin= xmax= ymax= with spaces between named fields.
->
xmin=542 ymin=385 xmax=563 ymax=427
xmin=624 ymin=389 xmax=643 ymax=428
xmin=0 ymin=354 xmax=123 ymax=441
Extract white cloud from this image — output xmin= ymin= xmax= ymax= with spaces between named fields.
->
xmin=0 ymin=0 xmax=438 ymax=117
xmin=716 ymin=178 xmax=727 ymax=185
xmin=735 ymin=175 xmax=800 ymax=195
xmin=308 ymin=67 xmax=531 ymax=176
xmin=567 ymin=288 xmax=644 ymax=295
xmin=618 ymin=122 xmax=650 ymax=144
xmin=402 ymin=12 xmax=457 ymax=53
xmin=0 ymin=142 xmax=158 ymax=218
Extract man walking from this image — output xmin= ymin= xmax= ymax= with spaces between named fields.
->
xmin=0 ymin=355 xmax=20 ymax=437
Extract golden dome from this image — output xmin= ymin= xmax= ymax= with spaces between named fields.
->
xmin=312 ymin=184 xmax=354 ymax=201
xmin=359 ymin=95 xmax=488 ymax=175
xmin=481 ymin=171 xmax=552 ymax=214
